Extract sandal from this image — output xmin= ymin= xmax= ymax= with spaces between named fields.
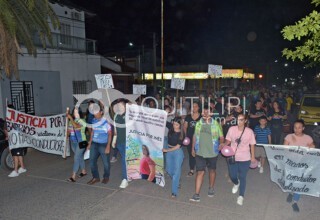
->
xmin=68 ymin=177 xmax=76 ymax=182
xmin=187 ymin=171 xmax=194 ymax=177
xmin=78 ymin=173 xmax=87 ymax=178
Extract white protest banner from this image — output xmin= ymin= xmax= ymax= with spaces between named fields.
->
xmin=208 ymin=64 xmax=222 ymax=77
xmin=95 ymin=74 xmax=114 ymax=89
xmin=263 ymin=144 xmax=320 ymax=197
xmin=125 ymin=104 xmax=167 ymax=187
xmin=6 ymin=108 xmax=70 ymax=157
xmin=133 ymin=84 xmax=146 ymax=95
xmin=170 ymin=78 xmax=185 ymax=90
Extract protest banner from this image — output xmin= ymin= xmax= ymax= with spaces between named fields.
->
xmin=132 ymin=84 xmax=147 ymax=95
xmin=208 ymin=64 xmax=222 ymax=77
xmin=95 ymin=74 xmax=114 ymax=89
xmin=263 ymin=144 xmax=320 ymax=197
xmin=6 ymin=108 xmax=70 ymax=157
xmin=125 ymin=104 xmax=167 ymax=187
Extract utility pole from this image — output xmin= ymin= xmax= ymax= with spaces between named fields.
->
xmin=153 ymin=32 xmax=157 ymax=95
xmin=161 ymin=0 xmax=164 ymax=98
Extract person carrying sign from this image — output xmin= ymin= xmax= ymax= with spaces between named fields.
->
xmin=283 ymin=119 xmax=315 ymax=212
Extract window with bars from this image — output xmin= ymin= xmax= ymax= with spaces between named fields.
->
xmin=60 ymin=23 xmax=71 ymax=45
xmin=72 ymin=80 xmax=92 ymax=104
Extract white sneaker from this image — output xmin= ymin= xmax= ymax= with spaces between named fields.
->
xmin=237 ymin=196 xmax=244 ymax=206
xmin=259 ymin=167 xmax=264 ymax=174
xmin=232 ymin=182 xmax=240 ymax=194
xmin=258 ymin=161 xmax=261 ymax=168
xmin=18 ymin=167 xmax=27 ymax=174
xmin=110 ymin=157 xmax=117 ymax=163
xmin=119 ymin=179 xmax=128 ymax=189
xmin=8 ymin=170 xmax=19 ymax=178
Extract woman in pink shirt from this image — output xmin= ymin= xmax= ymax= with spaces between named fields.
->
xmin=283 ymin=119 xmax=315 ymax=212
xmin=221 ymin=113 xmax=256 ymax=206
xmin=140 ymin=145 xmax=156 ymax=183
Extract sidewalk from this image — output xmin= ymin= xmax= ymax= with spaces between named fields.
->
xmin=0 ymin=148 xmax=319 ymax=220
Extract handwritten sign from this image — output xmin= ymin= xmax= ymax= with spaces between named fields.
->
xmin=95 ymin=74 xmax=114 ymax=89
xmin=208 ymin=64 xmax=222 ymax=77
xmin=263 ymin=144 xmax=320 ymax=197
xmin=170 ymin=78 xmax=185 ymax=90
xmin=6 ymin=108 xmax=70 ymax=157
xmin=133 ymin=84 xmax=146 ymax=95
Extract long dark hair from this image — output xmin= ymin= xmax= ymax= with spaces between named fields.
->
xmin=168 ymin=117 xmax=184 ymax=141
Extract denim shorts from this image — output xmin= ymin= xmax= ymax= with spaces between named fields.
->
xmin=195 ymin=155 xmax=217 ymax=171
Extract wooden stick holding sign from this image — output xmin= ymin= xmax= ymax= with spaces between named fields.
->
xmin=63 ymin=107 xmax=69 ymax=159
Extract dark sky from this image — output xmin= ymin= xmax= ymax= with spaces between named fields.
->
xmin=67 ymin=0 xmax=316 ymax=78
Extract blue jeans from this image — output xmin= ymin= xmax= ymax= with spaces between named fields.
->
xmin=228 ymin=160 xmax=250 ymax=197
xmin=116 ymin=143 xmax=127 ymax=180
xmin=70 ymin=141 xmax=85 ymax=173
xmin=90 ymin=142 xmax=110 ymax=179
xmin=166 ymin=148 xmax=184 ymax=196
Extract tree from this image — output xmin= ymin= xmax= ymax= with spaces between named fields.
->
xmin=282 ymin=0 xmax=320 ymax=67
xmin=0 ymin=0 xmax=59 ymax=79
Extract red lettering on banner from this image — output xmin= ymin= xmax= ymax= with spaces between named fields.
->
xmin=6 ymin=109 xmax=15 ymax=121
xmin=10 ymin=111 xmax=47 ymax=128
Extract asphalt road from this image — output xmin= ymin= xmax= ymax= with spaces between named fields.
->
xmin=1 ymin=147 xmax=319 ymax=220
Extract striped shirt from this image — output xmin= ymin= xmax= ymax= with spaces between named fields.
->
xmin=254 ymin=125 xmax=271 ymax=144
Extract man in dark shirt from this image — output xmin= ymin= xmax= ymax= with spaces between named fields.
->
xmin=249 ymin=100 xmax=266 ymax=130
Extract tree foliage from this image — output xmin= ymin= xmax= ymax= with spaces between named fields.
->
xmin=282 ymin=0 xmax=320 ymax=66
xmin=0 ymin=0 xmax=59 ymax=79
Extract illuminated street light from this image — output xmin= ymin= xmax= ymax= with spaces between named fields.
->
xmin=284 ymin=63 xmax=288 ymax=67
xmin=129 ymin=42 xmax=134 ymax=47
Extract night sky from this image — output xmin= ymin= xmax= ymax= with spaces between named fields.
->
xmin=65 ymin=0 xmax=316 ymax=80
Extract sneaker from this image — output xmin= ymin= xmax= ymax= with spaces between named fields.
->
xmin=232 ymin=182 xmax=240 ymax=194
xmin=292 ymin=203 xmax=300 ymax=212
xmin=18 ymin=167 xmax=27 ymax=174
xmin=189 ymin=194 xmax=200 ymax=202
xmin=119 ymin=179 xmax=128 ymax=189
xmin=8 ymin=170 xmax=19 ymax=178
xmin=258 ymin=161 xmax=261 ymax=168
xmin=208 ymin=187 xmax=215 ymax=197
xmin=287 ymin=193 xmax=293 ymax=203
xmin=110 ymin=157 xmax=117 ymax=163
xmin=237 ymin=196 xmax=244 ymax=206
xmin=171 ymin=193 xmax=177 ymax=198
xmin=259 ymin=167 xmax=264 ymax=174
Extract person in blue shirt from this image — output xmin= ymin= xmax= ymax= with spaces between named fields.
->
xmin=75 ymin=105 xmax=113 ymax=185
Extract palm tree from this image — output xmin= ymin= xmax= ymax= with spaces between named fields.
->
xmin=0 ymin=0 xmax=59 ymax=79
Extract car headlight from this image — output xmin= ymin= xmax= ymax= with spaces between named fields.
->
xmin=300 ymin=110 xmax=307 ymax=114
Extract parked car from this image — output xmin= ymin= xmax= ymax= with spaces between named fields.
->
xmin=298 ymin=94 xmax=320 ymax=125
xmin=0 ymin=119 xmax=14 ymax=171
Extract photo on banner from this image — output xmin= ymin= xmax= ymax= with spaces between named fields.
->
xmin=132 ymin=84 xmax=146 ymax=95
xmin=263 ymin=144 xmax=320 ymax=197
xmin=125 ymin=104 xmax=167 ymax=187
xmin=95 ymin=74 xmax=114 ymax=89
xmin=6 ymin=108 xmax=70 ymax=157
xmin=170 ymin=78 xmax=185 ymax=90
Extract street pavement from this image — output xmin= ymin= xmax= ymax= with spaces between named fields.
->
xmin=0 ymin=147 xmax=319 ymax=220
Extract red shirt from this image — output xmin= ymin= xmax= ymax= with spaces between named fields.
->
xmin=140 ymin=156 xmax=155 ymax=175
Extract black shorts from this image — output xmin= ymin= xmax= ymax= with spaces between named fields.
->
xmin=11 ymin=147 xmax=27 ymax=156
xmin=195 ymin=155 xmax=218 ymax=171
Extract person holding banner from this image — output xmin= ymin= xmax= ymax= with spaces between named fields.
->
xmin=66 ymin=108 xmax=87 ymax=182
xmin=162 ymin=117 xmax=184 ymax=198
xmin=113 ymin=100 xmax=129 ymax=189
xmin=221 ymin=113 xmax=256 ymax=206
xmin=183 ymin=102 xmax=201 ymax=177
xmin=283 ymin=119 xmax=315 ymax=212
xmin=7 ymin=104 xmax=28 ymax=178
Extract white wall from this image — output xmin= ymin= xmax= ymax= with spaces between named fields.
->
xmin=0 ymin=48 xmax=100 ymax=118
